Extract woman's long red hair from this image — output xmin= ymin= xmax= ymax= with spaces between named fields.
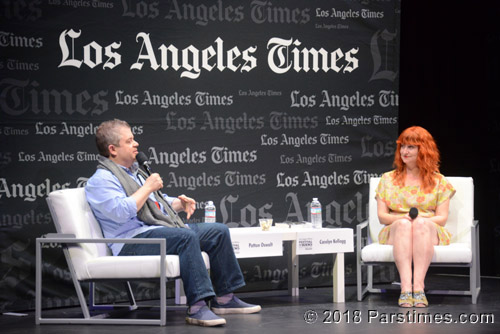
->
xmin=392 ymin=126 xmax=440 ymax=193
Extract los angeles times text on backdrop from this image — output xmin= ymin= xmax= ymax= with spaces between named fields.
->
xmin=0 ymin=0 xmax=400 ymax=311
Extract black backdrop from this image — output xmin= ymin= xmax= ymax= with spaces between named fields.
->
xmin=399 ymin=2 xmax=497 ymax=276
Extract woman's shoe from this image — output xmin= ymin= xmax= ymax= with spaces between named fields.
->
xmin=413 ymin=291 xmax=428 ymax=308
xmin=398 ymin=291 xmax=413 ymax=307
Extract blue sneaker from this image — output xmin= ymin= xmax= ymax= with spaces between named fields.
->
xmin=211 ymin=296 xmax=262 ymax=315
xmin=186 ymin=305 xmax=226 ymax=327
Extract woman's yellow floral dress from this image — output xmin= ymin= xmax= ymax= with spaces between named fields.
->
xmin=376 ymin=171 xmax=456 ymax=245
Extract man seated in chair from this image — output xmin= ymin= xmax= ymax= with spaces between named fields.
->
xmin=85 ymin=119 xmax=261 ymax=327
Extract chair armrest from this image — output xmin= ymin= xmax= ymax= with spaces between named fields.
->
xmin=357 ymin=221 xmax=368 ymax=232
xmin=38 ymin=234 xmax=166 ymax=246
xmin=471 ymin=220 xmax=479 ymax=254
xmin=471 ymin=220 xmax=479 ymax=242
xmin=43 ymin=233 xmax=75 ymax=239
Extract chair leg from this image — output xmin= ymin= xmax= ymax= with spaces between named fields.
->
xmin=471 ymin=242 xmax=481 ymax=304
xmin=470 ymin=221 xmax=481 ymax=304
xmin=357 ymin=261 xmax=363 ymax=301
xmin=470 ymin=266 xmax=477 ymax=304
xmin=367 ymin=265 xmax=373 ymax=291
xmin=475 ymin=224 xmax=481 ymax=303
xmin=175 ymin=279 xmax=187 ymax=305
xmin=357 ymin=262 xmax=373 ymax=301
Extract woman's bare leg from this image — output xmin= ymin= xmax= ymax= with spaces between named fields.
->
xmin=387 ymin=219 xmax=413 ymax=294
xmin=412 ymin=218 xmax=439 ymax=293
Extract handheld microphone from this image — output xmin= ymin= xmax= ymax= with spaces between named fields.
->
xmin=136 ymin=152 xmax=152 ymax=175
xmin=409 ymin=207 xmax=419 ymax=220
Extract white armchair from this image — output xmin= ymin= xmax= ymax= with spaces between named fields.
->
xmin=36 ymin=187 xmax=210 ymax=325
xmin=356 ymin=177 xmax=481 ymax=304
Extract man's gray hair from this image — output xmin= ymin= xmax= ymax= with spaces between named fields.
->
xmin=95 ymin=119 xmax=131 ymax=157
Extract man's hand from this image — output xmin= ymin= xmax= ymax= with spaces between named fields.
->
xmin=132 ymin=173 xmax=163 ymax=212
xmin=178 ymin=194 xmax=196 ymax=219
xmin=144 ymin=173 xmax=163 ymax=192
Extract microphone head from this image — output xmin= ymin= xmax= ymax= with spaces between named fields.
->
xmin=136 ymin=152 xmax=149 ymax=166
xmin=409 ymin=207 xmax=418 ymax=220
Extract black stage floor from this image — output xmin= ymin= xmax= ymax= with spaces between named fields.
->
xmin=2 ymin=274 xmax=499 ymax=334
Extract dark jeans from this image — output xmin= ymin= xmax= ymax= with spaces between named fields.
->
xmin=118 ymin=223 xmax=245 ymax=305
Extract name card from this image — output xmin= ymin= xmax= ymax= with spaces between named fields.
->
xmin=296 ymin=228 xmax=353 ymax=255
xmin=230 ymin=230 xmax=283 ymax=258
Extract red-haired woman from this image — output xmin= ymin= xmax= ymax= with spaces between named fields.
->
xmin=376 ymin=126 xmax=456 ymax=307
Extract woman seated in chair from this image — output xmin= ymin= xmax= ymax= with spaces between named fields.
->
xmin=376 ymin=126 xmax=455 ymax=307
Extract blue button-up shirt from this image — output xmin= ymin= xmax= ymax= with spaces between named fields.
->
xmin=85 ymin=162 xmax=177 ymax=256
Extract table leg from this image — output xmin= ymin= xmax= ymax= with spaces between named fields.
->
xmin=333 ymin=253 xmax=345 ymax=303
xmin=287 ymin=240 xmax=299 ymax=297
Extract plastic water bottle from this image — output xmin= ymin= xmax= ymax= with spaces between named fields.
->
xmin=311 ymin=198 xmax=322 ymax=229
xmin=205 ymin=201 xmax=216 ymax=223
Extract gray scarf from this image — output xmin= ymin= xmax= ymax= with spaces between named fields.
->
xmin=97 ymin=155 xmax=186 ymax=228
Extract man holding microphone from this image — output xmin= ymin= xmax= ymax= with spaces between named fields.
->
xmin=85 ymin=119 xmax=261 ymax=327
